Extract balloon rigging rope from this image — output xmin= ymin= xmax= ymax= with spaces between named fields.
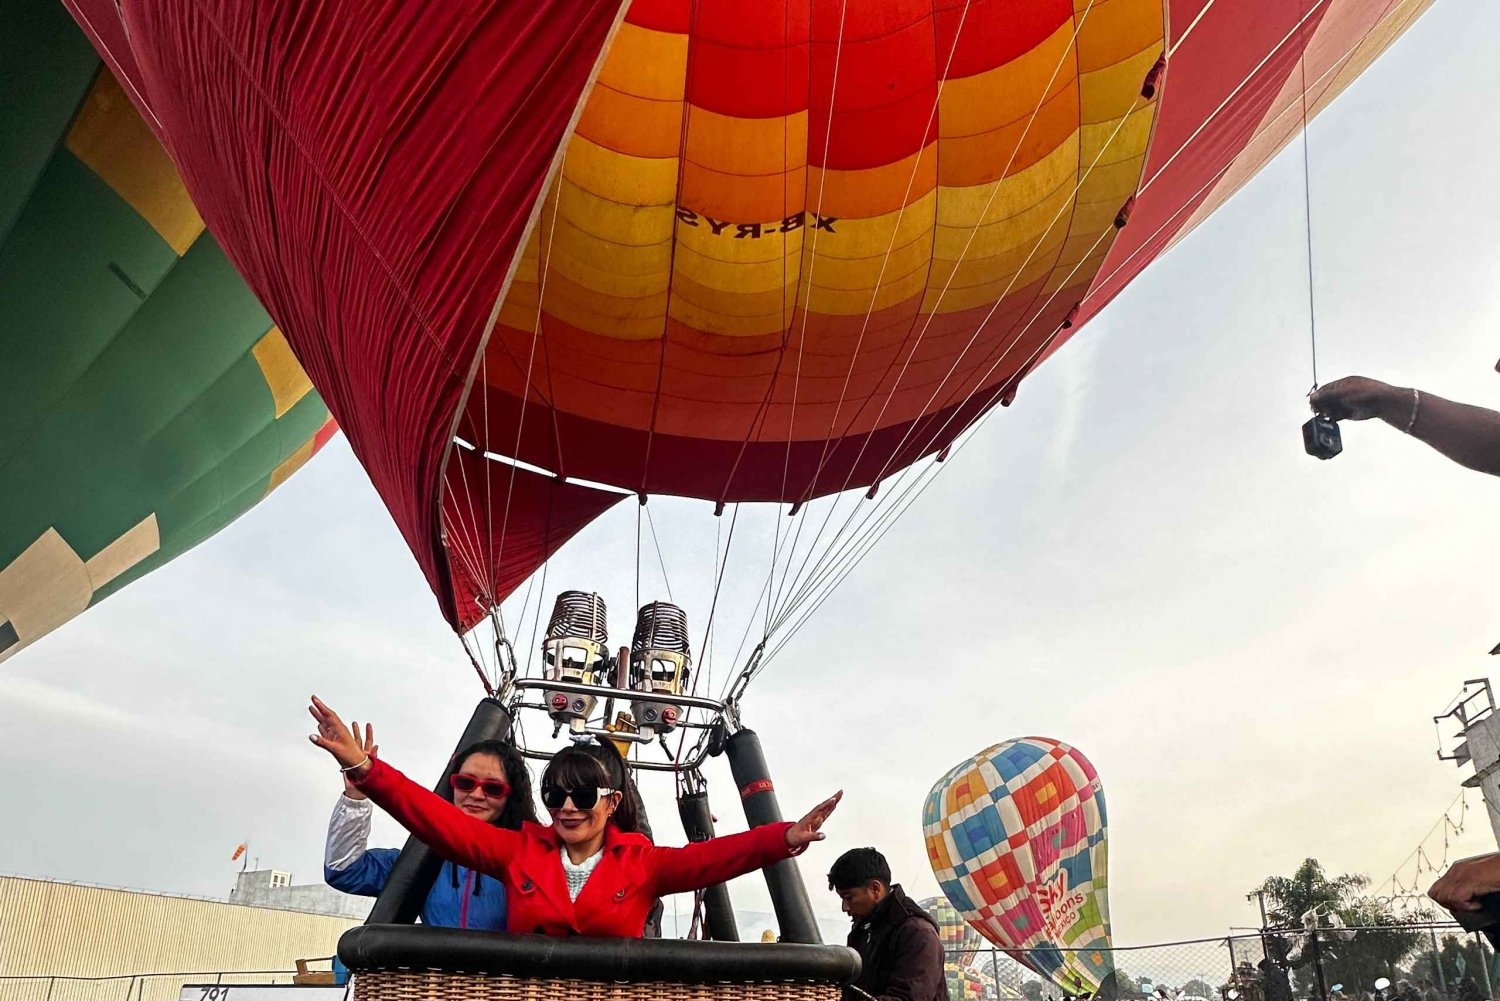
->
xmin=645 ymin=503 xmax=674 ymax=603
xmin=854 ymin=28 xmax=1140 ymax=500
xmin=472 ymin=0 xmax=1402 ymax=698
xmin=792 ymin=0 xmax=982 ymax=503
xmin=1296 ymin=0 xmax=1319 ymax=390
xmin=772 ymin=174 xmax=1142 ymax=648
xmin=757 ymin=0 xmax=983 ymax=646
xmin=484 ymin=150 xmax=572 ymax=612
xmin=769 ymin=0 xmax=800 ymax=645
xmin=1166 ymin=0 xmax=1220 ymax=58
xmin=760 ymin=3 xmax=1124 ymax=640
xmin=800 ymin=0 xmax=1094 ymax=502
xmin=453 ymin=137 xmax=577 ymax=680
xmin=755 ymin=0 xmax=1406 ymax=670
xmin=767 ymin=0 xmax=1369 ymax=635
xmin=445 ymin=452 xmax=494 ymax=613
xmin=692 ymin=0 xmax=853 ymax=694
xmin=762 ymin=332 xmax=1063 ymax=669
xmin=482 ymin=353 xmax=502 ymax=634
xmin=672 ymin=502 xmax=742 ymax=768
xmin=752 ymin=1 xmax=1098 ymax=646
xmin=1084 ymin=0 xmax=1407 ymax=313
xmin=1138 ymin=0 xmax=1330 ymax=194
xmin=708 ymin=0 xmax=851 ymax=515
xmin=635 ymin=0 xmax=707 ymax=500
xmin=767 ymin=64 xmax=1181 ymax=655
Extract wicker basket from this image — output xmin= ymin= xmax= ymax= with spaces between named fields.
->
xmin=341 ymin=926 xmax=857 ymax=1001
xmin=354 ymin=970 xmax=842 ymax=1001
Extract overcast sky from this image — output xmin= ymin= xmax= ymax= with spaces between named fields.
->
xmin=4 ymin=0 xmax=1500 ymax=953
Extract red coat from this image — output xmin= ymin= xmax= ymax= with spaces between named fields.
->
xmin=356 ymin=757 xmax=799 ymax=937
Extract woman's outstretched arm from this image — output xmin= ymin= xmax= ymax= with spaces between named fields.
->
xmin=308 ymin=695 xmax=520 ymax=877
xmin=648 ymin=791 xmax=841 ymax=896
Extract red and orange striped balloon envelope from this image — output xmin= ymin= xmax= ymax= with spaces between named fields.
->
xmin=59 ymin=0 xmax=1435 ymax=628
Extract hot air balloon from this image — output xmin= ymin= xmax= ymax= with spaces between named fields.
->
xmin=952 ymin=966 xmax=992 ymax=1001
xmin=52 ymin=0 xmax=1438 ymax=639
xmin=0 ymin=0 xmax=335 ymax=664
xmin=921 ymin=893 xmax=986 ymax=968
xmin=40 ymin=0 xmax=1441 ymax=987
xmin=925 ymin=738 xmax=1113 ymax=998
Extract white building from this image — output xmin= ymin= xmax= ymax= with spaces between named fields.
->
xmin=231 ymin=869 xmax=373 ymax=921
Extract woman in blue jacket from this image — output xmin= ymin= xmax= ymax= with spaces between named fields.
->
xmin=324 ymin=731 xmax=537 ymax=929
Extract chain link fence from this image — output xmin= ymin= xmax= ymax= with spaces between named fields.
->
xmin=944 ymin=926 xmax=1500 ymax=1001
xmin=5 ymin=928 xmax=1496 ymax=1001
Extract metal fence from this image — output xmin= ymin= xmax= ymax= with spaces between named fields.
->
xmin=0 ymin=970 xmax=307 ymax=1001
xmin=943 ymin=925 xmax=1500 ymax=1001
xmin=7 ymin=927 xmax=1496 ymax=1001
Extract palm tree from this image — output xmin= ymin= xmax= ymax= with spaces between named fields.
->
xmin=1250 ymin=859 xmax=1369 ymax=929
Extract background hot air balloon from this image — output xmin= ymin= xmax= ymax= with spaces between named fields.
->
xmin=0 ymin=0 xmax=334 ymax=664
xmin=922 ymin=893 xmax=988 ymax=997
xmin=925 ymin=738 xmax=1113 ymax=998
xmin=952 ymin=965 xmax=992 ymax=1001
xmin=921 ymin=893 xmax=986 ymax=964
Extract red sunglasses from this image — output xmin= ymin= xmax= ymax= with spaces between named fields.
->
xmin=449 ymin=773 xmax=510 ymax=799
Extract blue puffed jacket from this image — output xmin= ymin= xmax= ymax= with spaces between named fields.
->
xmin=323 ymin=793 xmax=507 ymax=930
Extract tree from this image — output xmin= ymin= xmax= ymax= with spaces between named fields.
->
xmin=1249 ymin=859 xmax=1432 ymax=998
xmin=1183 ymin=979 xmax=1214 ymax=998
xmin=1251 ymin=859 xmax=1370 ymax=929
xmin=1410 ymin=933 xmax=1499 ymax=992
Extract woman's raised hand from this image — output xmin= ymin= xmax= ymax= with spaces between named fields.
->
xmin=786 ymin=790 xmax=843 ymax=850
xmin=341 ymin=721 xmax=378 ymax=798
xmin=308 ymin=695 xmax=373 ymax=779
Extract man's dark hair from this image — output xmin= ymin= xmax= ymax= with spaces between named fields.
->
xmin=827 ymin=847 xmax=891 ymax=891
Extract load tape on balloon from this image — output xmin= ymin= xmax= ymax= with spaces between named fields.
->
xmin=925 ymin=738 xmax=1113 ymax=998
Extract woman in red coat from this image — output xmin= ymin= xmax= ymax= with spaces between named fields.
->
xmin=308 ymin=696 xmax=841 ymax=938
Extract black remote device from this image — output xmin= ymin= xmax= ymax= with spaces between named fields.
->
xmin=1303 ymin=415 xmax=1342 ymax=459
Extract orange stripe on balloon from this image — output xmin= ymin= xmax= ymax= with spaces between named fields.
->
xmin=806 ymin=145 xmax=938 ymax=219
xmin=684 ymin=108 xmax=809 ymax=177
xmin=937 ymin=82 xmax=1080 ymax=186
xmin=576 ymin=84 xmax=684 ymax=159
xmin=1075 ymin=0 xmax=1163 ymax=73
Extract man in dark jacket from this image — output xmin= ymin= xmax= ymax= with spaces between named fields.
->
xmin=828 ymin=848 xmax=949 ymax=1001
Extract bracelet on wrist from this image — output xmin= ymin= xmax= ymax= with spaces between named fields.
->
xmin=1405 ymin=388 xmax=1421 ymax=434
xmin=340 ymin=755 xmax=371 ymax=774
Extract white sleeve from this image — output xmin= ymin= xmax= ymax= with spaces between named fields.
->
xmin=325 ymin=794 xmax=375 ymax=871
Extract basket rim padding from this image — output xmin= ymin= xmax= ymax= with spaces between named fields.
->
xmin=340 ymin=925 xmax=861 ymax=985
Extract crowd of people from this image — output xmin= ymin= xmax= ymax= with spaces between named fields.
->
xmin=1329 ymin=978 xmax=1489 ymax=1001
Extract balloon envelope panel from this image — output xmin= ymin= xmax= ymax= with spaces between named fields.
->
xmin=925 ymin=738 xmax=1111 ymax=995
xmin=0 ymin=0 xmax=333 ymax=663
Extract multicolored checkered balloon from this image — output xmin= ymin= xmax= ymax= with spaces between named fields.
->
xmin=924 ymin=738 xmax=1113 ymax=998
xmin=919 ymin=894 xmax=985 ymax=966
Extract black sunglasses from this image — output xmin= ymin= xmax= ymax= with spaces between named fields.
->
xmin=541 ymin=785 xmax=615 ymax=811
